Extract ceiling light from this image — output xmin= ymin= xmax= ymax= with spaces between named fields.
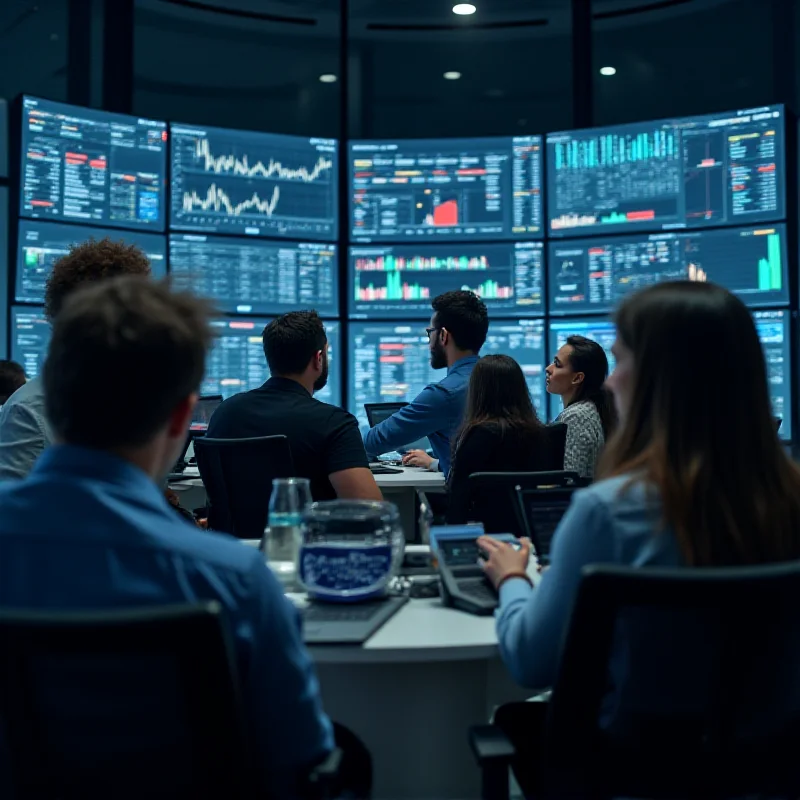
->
xmin=319 ymin=74 xmax=337 ymax=83
xmin=444 ymin=71 xmax=462 ymax=80
xmin=599 ymin=66 xmax=617 ymax=76
xmin=452 ymin=3 xmax=477 ymax=15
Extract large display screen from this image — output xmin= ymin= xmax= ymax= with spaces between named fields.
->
xmin=348 ymin=319 xmax=546 ymax=431
xmin=548 ymin=224 xmax=789 ymax=314
xmin=348 ymin=241 xmax=544 ymax=318
xmin=16 ymin=220 xmax=167 ymax=304
xmin=170 ymin=123 xmax=338 ymax=241
xmin=169 ymin=235 xmax=338 ymax=317
xmin=547 ymin=105 xmax=785 ymax=237
xmin=350 ymin=136 xmax=543 ymax=242
xmin=20 ymin=96 xmax=167 ymax=231
xmin=11 ymin=306 xmax=49 ymax=379
xmin=547 ymin=312 xmax=790 ymax=438
xmin=202 ymin=317 xmax=341 ymax=407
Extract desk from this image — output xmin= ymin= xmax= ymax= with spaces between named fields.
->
xmin=307 ymin=598 xmax=528 ymax=800
xmin=373 ymin=466 xmax=445 ymax=541
xmin=170 ymin=466 xmax=446 ymax=540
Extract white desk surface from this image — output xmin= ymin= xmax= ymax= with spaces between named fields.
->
xmin=170 ymin=465 xmax=445 ymax=491
xmin=302 ymin=597 xmax=498 ymax=665
xmin=373 ymin=465 xmax=445 ymax=489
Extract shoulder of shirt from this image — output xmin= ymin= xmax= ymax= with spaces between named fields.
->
xmin=558 ymin=400 xmax=599 ymax=422
xmin=1 ymin=377 xmax=45 ymax=412
xmin=146 ymin=518 xmax=266 ymax=576
xmin=574 ymin=474 xmax=657 ymax=519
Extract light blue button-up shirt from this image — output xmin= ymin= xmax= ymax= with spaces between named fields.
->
xmin=0 ymin=376 xmax=52 ymax=481
xmin=363 ymin=355 xmax=479 ymax=476
xmin=0 ymin=445 xmax=333 ymax=795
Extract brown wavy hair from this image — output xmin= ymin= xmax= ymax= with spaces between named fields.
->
xmin=45 ymin=237 xmax=152 ymax=321
xmin=598 ymin=281 xmax=800 ymax=566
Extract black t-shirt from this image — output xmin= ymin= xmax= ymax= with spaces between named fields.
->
xmin=205 ymin=377 xmax=369 ymax=501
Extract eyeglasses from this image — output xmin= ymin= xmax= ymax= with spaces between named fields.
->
xmin=425 ymin=327 xmax=438 ymax=338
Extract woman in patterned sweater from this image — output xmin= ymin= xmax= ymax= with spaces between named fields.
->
xmin=545 ymin=335 xmax=616 ymax=479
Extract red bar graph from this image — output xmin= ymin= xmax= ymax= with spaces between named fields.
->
xmin=433 ymin=199 xmax=458 ymax=226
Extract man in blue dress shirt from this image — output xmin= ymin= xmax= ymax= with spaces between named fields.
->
xmin=363 ymin=290 xmax=488 ymax=476
xmin=0 ymin=277 xmax=334 ymax=797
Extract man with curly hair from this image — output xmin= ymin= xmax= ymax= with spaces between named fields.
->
xmin=0 ymin=238 xmax=152 ymax=480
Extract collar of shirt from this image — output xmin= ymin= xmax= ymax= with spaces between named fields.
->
xmin=32 ymin=444 xmax=167 ymax=507
xmin=447 ymin=355 xmax=480 ymax=376
xmin=262 ymin=376 xmax=312 ymax=397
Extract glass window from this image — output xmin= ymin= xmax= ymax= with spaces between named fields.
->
xmin=133 ymin=0 xmax=341 ymax=138
xmin=593 ymin=0 xmax=776 ymax=126
xmin=352 ymin=2 xmax=573 ymax=139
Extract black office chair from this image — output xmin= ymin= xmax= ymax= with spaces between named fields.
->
xmin=195 ymin=435 xmax=295 ymax=538
xmin=0 ymin=602 xmax=254 ymax=798
xmin=466 ymin=468 xmax=583 ymax=537
xmin=471 ymin=561 xmax=800 ymax=799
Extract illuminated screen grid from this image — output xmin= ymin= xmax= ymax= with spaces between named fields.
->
xmin=11 ymin=305 xmax=49 ymax=380
xmin=170 ymin=123 xmax=338 ymax=241
xmin=546 ymin=105 xmax=785 ymax=237
xmin=350 ymin=136 xmax=542 ymax=242
xmin=17 ymin=220 xmax=167 ymax=305
xmin=548 ymin=223 xmax=789 ymax=315
xmin=202 ymin=318 xmax=341 ymax=407
xmin=169 ymin=235 xmax=338 ymax=317
xmin=20 ymin=96 xmax=167 ymax=232
xmin=547 ymin=313 xmax=791 ymax=439
xmin=348 ymin=320 xmax=547 ymax=432
xmin=348 ymin=241 xmax=544 ymax=319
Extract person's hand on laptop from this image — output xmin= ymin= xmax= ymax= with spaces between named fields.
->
xmin=402 ymin=450 xmax=433 ymax=469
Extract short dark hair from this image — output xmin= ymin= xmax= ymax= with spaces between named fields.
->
xmin=44 ymin=237 xmax=152 ymax=321
xmin=431 ymin=290 xmax=489 ymax=352
xmin=0 ymin=360 xmax=25 ymax=404
xmin=44 ymin=277 xmax=214 ymax=450
xmin=262 ymin=311 xmax=327 ymax=376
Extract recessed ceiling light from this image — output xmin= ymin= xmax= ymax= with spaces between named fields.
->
xmin=319 ymin=74 xmax=337 ymax=83
xmin=452 ymin=3 xmax=477 ymax=15
xmin=599 ymin=66 xmax=617 ymax=76
xmin=444 ymin=71 xmax=462 ymax=80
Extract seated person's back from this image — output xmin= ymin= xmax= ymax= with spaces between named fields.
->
xmin=0 ymin=278 xmax=333 ymax=796
xmin=446 ymin=355 xmax=553 ymax=531
xmin=364 ymin=290 xmax=489 ymax=476
xmin=207 ymin=311 xmax=381 ymax=503
xmin=0 ymin=239 xmax=154 ymax=482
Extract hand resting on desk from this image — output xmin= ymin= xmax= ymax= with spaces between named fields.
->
xmin=402 ymin=449 xmax=434 ymax=469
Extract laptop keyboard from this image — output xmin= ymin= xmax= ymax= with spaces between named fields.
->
xmin=456 ymin=577 xmax=497 ymax=604
xmin=303 ymin=602 xmax=385 ymax=623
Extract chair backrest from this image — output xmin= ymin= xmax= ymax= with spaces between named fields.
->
xmin=540 ymin=422 xmax=568 ymax=471
xmin=467 ymin=470 xmax=582 ymax=537
xmin=0 ymin=602 xmax=253 ymax=799
xmin=195 ymin=435 xmax=295 ymax=538
xmin=546 ymin=562 xmax=800 ymax=798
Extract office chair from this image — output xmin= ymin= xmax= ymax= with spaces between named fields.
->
xmin=0 ymin=602 xmax=253 ymax=798
xmin=470 ymin=561 xmax=800 ymax=799
xmin=465 ymin=467 xmax=582 ymax=537
xmin=195 ymin=435 xmax=295 ymax=538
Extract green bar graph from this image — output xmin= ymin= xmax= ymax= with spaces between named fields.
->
xmin=757 ymin=234 xmax=782 ymax=291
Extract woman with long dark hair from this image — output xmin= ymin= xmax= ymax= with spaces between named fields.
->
xmin=545 ymin=335 xmax=616 ymax=478
xmin=446 ymin=354 xmax=549 ymax=528
xmin=477 ymin=282 xmax=800 ymax=796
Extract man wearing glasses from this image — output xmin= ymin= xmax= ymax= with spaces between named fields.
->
xmin=363 ymin=290 xmax=489 ymax=476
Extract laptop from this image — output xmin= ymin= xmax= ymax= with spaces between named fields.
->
xmin=170 ymin=395 xmax=223 ymax=477
xmin=514 ymin=487 xmax=575 ymax=567
xmin=301 ymin=596 xmax=409 ymax=645
xmin=364 ymin=402 xmax=431 ymax=456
